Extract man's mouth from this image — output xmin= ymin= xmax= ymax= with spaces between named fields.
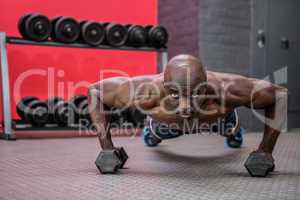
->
xmin=180 ymin=114 xmax=191 ymax=119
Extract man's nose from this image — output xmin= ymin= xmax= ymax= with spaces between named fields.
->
xmin=175 ymin=99 xmax=193 ymax=116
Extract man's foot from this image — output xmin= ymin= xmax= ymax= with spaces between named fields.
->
xmin=142 ymin=126 xmax=162 ymax=147
xmin=244 ymin=151 xmax=275 ymax=177
xmin=225 ymin=127 xmax=244 ymax=148
xmin=222 ymin=110 xmax=244 ymax=148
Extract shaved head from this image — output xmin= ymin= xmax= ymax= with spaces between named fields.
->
xmin=164 ymin=54 xmax=207 ymax=91
xmin=162 ymin=54 xmax=207 ymax=118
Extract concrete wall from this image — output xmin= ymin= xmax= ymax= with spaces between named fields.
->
xmin=198 ymin=0 xmax=251 ymax=75
xmin=158 ymin=0 xmax=199 ymax=58
xmin=198 ymin=0 xmax=262 ymax=130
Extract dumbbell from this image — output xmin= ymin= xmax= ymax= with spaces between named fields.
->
xmin=145 ymin=25 xmax=169 ymax=48
xmin=69 ymin=95 xmax=89 ymax=123
xmin=244 ymin=151 xmax=275 ymax=177
xmin=47 ymin=97 xmax=75 ymax=126
xmin=79 ymin=21 xmax=105 ymax=46
xmin=103 ymin=23 xmax=128 ymax=47
xmin=125 ymin=24 xmax=147 ymax=47
xmin=18 ymin=13 xmax=51 ymax=41
xmin=77 ymin=98 xmax=90 ymax=120
xmin=95 ymin=147 xmax=128 ymax=174
xmin=16 ymin=96 xmax=49 ymax=127
xmin=51 ymin=16 xmax=80 ymax=43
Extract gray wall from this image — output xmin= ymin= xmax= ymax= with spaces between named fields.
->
xmin=198 ymin=0 xmax=251 ymax=75
xmin=159 ymin=0 xmax=263 ymax=131
xmin=158 ymin=0 xmax=199 ymax=58
xmin=198 ymin=0 xmax=262 ymax=130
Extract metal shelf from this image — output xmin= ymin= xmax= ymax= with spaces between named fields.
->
xmin=6 ymin=37 xmax=168 ymax=52
xmin=0 ymin=32 xmax=168 ymax=140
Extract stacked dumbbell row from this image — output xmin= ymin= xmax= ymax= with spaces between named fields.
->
xmin=16 ymin=95 xmax=90 ymax=127
xmin=18 ymin=13 xmax=169 ymax=48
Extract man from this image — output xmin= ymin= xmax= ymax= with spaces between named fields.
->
xmin=88 ymin=54 xmax=287 ymax=177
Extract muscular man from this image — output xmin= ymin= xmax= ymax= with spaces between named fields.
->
xmin=88 ymin=54 xmax=287 ymax=177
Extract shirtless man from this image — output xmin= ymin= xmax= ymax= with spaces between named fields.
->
xmin=88 ymin=54 xmax=287 ymax=177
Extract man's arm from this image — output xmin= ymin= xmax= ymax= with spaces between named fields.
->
xmin=249 ymin=79 xmax=288 ymax=154
xmin=88 ymin=83 xmax=114 ymax=150
xmin=88 ymin=78 xmax=131 ymax=150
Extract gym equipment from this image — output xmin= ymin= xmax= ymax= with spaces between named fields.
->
xmin=95 ymin=147 xmax=128 ymax=174
xmin=0 ymin=27 xmax=168 ymax=139
xmin=125 ymin=25 xmax=147 ymax=47
xmin=77 ymin=98 xmax=90 ymax=120
xmin=18 ymin=13 xmax=51 ymax=41
xmin=16 ymin=96 xmax=49 ymax=127
xmin=145 ymin=25 xmax=169 ymax=48
xmin=47 ymin=97 xmax=64 ymax=123
xmin=54 ymin=101 xmax=75 ymax=126
xmin=51 ymin=16 xmax=80 ymax=43
xmin=244 ymin=151 xmax=275 ymax=177
xmin=47 ymin=97 xmax=75 ymax=126
xmin=18 ymin=14 xmax=32 ymax=39
xmin=104 ymin=23 xmax=128 ymax=47
xmin=69 ymin=95 xmax=89 ymax=123
xmin=115 ymin=147 xmax=128 ymax=168
xmin=79 ymin=21 xmax=105 ymax=46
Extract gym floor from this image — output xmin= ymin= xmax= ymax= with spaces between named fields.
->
xmin=0 ymin=131 xmax=299 ymax=200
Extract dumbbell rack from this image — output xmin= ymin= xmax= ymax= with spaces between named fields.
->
xmin=0 ymin=32 xmax=168 ymax=140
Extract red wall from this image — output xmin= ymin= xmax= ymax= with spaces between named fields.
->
xmin=0 ymin=0 xmax=158 ymax=120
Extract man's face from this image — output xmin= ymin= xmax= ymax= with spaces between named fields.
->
xmin=163 ymin=78 xmax=207 ymax=119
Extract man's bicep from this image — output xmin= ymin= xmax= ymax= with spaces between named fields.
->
xmin=89 ymin=81 xmax=122 ymax=108
xmin=248 ymin=79 xmax=283 ymax=109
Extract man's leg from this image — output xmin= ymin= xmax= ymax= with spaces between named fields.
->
xmin=143 ymin=117 xmax=183 ymax=147
xmin=223 ymin=110 xmax=244 ymax=148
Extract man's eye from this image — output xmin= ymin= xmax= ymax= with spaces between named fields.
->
xmin=170 ymin=93 xmax=179 ymax=98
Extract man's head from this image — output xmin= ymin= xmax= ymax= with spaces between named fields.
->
xmin=163 ymin=54 xmax=207 ymax=118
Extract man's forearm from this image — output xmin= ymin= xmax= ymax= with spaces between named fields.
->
xmin=88 ymin=87 xmax=114 ymax=149
xmin=258 ymin=88 xmax=287 ymax=153
xmin=259 ymin=106 xmax=280 ymax=153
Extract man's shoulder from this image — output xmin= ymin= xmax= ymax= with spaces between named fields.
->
xmin=207 ymin=70 xmax=251 ymax=85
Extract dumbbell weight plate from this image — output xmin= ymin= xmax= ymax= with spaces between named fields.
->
xmin=244 ymin=152 xmax=275 ymax=177
xmin=69 ymin=95 xmax=87 ymax=115
xmin=53 ymin=17 xmax=80 ymax=43
xmin=54 ymin=101 xmax=75 ymax=126
xmin=50 ymin=16 xmax=63 ymax=39
xmin=115 ymin=147 xmax=128 ymax=168
xmin=78 ymin=99 xmax=90 ymax=120
xmin=105 ymin=23 xmax=128 ymax=47
xmin=26 ymin=100 xmax=49 ymax=127
xmin=146 ymin=25 xmax=169 ymax=48
xmin=16 ymin=96 xmax=39 ymax=120
xmin=126 ymin=25 xmax=147 ymax=47
xmin=81 ymin=21 xmax=105 ymax=46
xmin=95 ymin=149 xmax=122 ymax=174
xmin=47 ymin=97 xmax=64 ymax=123
xmin=25 ymin=14 xmax=51 ymax=41
xmin=18 ymin=13 xmax=34 ymax=39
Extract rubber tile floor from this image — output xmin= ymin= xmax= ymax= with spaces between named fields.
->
xmin=0 ymin=132 xmax=299 ymax=200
